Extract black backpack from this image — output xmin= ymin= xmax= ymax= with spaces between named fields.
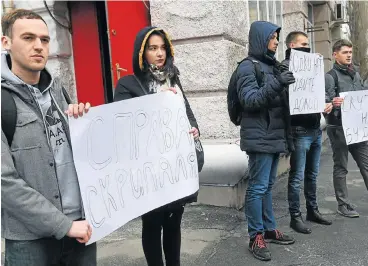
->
xmin=1 ymin=86 xmax=71 ymax=146
xmin=227 ymin=58 xmax=264 ymax=126
xmin=324 ymin=69 xmax=341 ymax=123
xmin=327 ymin=69 xmax=339 ymax=94
xmin=1 ymin=89 xmax=17 ymax=146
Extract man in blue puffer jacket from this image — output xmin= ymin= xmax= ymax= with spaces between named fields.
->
xmin=237 ymin=21 xmax=296 ymax=261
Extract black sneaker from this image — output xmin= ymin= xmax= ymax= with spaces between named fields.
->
xmin=264 ymin=229 xmax=295 ymax=245
xmin=248 ymin=233 xmax=271 ymax=261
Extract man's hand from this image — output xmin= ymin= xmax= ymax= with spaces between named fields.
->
xmin=324 ymin=103 xmax=333 ymax=114
xmin=332 ymin=97 xmax=344 ymax=107
xmin=66 ymin=220 xmax=92 ymax=243
xmin=189 ymin=127 xmax=199 ymax=140
xmin=278 ymin=63 xmax=289 ymax=73
xmin=65 ymin=103 xmax=91 ymax=118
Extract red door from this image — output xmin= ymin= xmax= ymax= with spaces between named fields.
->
xmin=70 ymin=1 xmax=150 ymax=105
xmin=70 ymin=2 xmax=106 ymax=106
xmin=106 ymin=1 xmax=150 ymax=87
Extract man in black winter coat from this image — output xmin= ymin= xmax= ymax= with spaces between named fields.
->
xmin=236 ymin=21 xmax=295 ymax=262
xmin=280 ymin=31 xmax=332 ymax=235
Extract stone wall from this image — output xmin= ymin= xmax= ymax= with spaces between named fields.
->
xmin=150 ymin=0 xmax=340 ymax=143
xmin=314 ymin=2 xmax=334 ymax=72
xmin=282 ymin=1 xmax=308 ymax=45
xmin=150 ymin=0 xmax=248 ymax=141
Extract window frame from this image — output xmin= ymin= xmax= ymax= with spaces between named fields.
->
xmin=248 ymin=0 xmax=285 ymax=61
xmin=307 ymin=2 xmax=315 ymax=53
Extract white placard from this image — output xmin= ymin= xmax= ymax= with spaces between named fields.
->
xmin=341 ymin=90 xmax=368 ymax=145
xmin=288 ymin=50 xmax=325 ymax=115
xmin=69 ymin=92 xmax=199 ymax=244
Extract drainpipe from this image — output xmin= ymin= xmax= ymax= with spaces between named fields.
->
xmin=2 ymin=0 xmax=15 ymax=13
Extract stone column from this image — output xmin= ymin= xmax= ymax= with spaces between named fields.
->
xmin=313 ymin=2 xmax=334 ymax=72
xmin=282 ymin=0 xmax=308 ymax=36
xmin=13 ymin=0 xmax=77 ymax=101
xmin=150 ymin=0 xmax=248 ymax=141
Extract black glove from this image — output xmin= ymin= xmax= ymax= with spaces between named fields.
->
xmin=278 ymin=63 xmax=289 ymax=73
xmin=277 ymin=71 xmax=295 ymax=86
xmin=273 ymin=65 xmax=281 ymax=76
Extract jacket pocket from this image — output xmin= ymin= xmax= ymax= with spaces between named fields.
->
xmin=16 ymin=112 xmax=38 ymax=127
xmin=11 ymin=112 xmax=42 ymax=151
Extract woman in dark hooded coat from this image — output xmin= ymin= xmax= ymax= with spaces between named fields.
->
xmin=114 ymin=26 xmax=200 ymax=266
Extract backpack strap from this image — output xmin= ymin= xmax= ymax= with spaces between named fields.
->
xmin=243 ymin=58 xmax=264 ymax=87
xmin=327 ymin=69 xmax=339 ymax=95
xmin=250 ymin=59 xmax=264 ymax=87
xmin=133 ymin=75 xmax=148 ymax=95
xmin=62 ymin=87 xmax=72 ymax=104
xmin=1 ymin=88 xmax=17 ymax=146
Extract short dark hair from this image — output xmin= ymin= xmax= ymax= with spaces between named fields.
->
xmin=332 ymin=39 xmax=353 ymax=53
xmin=2 ymin=9 xmax=46 ymax=38
xmin=285 ymin=31 xmax=308 ymax=48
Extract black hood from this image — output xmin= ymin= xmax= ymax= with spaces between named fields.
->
xmin=132 ymin=26 xmax=175 ymax=77
xmin=248 ymin=21 xmax=281 ymax=64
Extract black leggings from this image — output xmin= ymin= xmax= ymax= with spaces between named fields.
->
xmin=141 ymin=205 xmax=185 ymax=266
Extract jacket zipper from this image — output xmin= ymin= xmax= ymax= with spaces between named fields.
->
xmin=25 ymin=85 xmax=64 ymax=212
xmin=50 ymin=90 xmax=85 ymax=218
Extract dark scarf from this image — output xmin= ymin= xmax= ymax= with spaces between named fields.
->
xmin=334 ymin=63 xmax=356 ymax=80
xmin=285 ymin=47 xmax=311 ymax=60
xmin=263 ymin=49 xmax=277 ymax=65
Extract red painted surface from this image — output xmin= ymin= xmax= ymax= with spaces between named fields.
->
xmin=70 ymin=2 xmax=105 ymax=106
xmin=107 ymin=1 xmax=150 ymax=87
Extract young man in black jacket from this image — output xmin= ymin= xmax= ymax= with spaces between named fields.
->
xmin=237 ymin=21 xmax=296 ymax=262
xmin=325 ymin=39 xmax=368 ymax=218
xmin=281 ymin=31 xmax=332 ymax=235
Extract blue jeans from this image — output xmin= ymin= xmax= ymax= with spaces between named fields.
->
xmin=5 ymin=237 xmax=96 ymax=266
xmin=245 ymin=153 xmax=279 ymax=238
xmin=288 ymin=127 xmax=322 ymax=215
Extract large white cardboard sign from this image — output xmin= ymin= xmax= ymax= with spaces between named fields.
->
xmin=341 ymin=90 xmax=368 ymax=145
xmin=289 ymin=49 xmax=325 ymax=115
xmin=69 ymin=92 xmax=199 ymax=244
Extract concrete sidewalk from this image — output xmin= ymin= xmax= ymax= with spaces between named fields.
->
xmin=97 ymin=145 xmax=368 ymax=266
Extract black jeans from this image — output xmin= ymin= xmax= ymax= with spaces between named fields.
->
xmin=142 ymin=205 xmax=185 ymax=266
xmin=5 ymin=236 xmax=96 ymax=266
